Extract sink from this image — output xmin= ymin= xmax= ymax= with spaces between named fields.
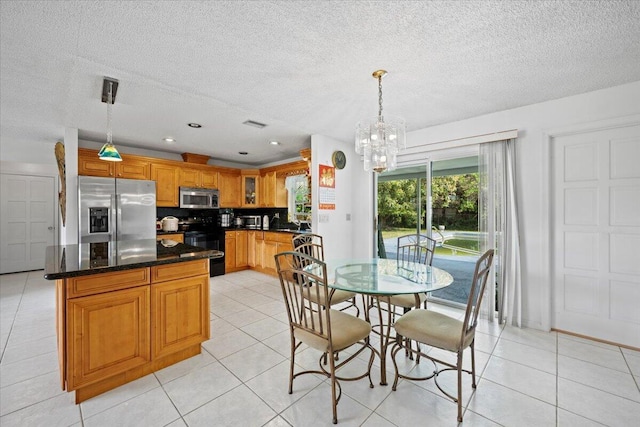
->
xmin=274 ymin=228 xmax=312 ymax=233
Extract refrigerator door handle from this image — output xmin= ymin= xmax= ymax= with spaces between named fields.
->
xmin=113 ymin=194 xmax=119 ymax=242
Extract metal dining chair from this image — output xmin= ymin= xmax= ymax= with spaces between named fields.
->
xmin=388 ymin=233 xmax=436 ymax=310
xmin=390 ymin=249 xmax=495 ymax=422
xmin=275 ymin=251 xmax=375 ymax=424
xmin=291 ymin=233 xmax=359 ymax=316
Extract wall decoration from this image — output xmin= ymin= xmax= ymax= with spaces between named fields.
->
xmin=54 ymin=141 xmax=66 ymax=226
xmin=318 ymin=164 xmax=335 ymax=210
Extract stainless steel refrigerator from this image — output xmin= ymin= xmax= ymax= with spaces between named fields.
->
xmin=79 ymin=176 xmax=156 ymax=243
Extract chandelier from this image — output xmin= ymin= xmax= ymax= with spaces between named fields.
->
xmin=355 ymin=70 xmax=405 ymax=173
xmin=98 ymin=77 xmax=122 ymax=162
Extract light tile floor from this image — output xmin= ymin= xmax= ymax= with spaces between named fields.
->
xmin=1 ymin=270 xmax=639 ymax=426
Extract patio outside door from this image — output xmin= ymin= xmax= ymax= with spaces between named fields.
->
xmin=376 ymin=154 xmax=480 ymax=307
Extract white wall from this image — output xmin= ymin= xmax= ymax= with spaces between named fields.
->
xmin=311 ymin=134 xmax=369 ymax=260
xmin=343 ymin=80 xmax=640 ymax=331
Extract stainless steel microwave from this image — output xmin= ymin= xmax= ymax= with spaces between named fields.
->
xmin=179 ymin=187 xmax=219 ymax=209
xmin=241 ymin=215 xmax=261 ymax=229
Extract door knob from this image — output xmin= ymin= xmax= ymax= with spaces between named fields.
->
xmin=48 ymin=226 xmax=54 ymax=230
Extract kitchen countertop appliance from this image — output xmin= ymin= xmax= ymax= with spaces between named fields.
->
xmin=161 ymin=216 xmax=179 ymax=232
xmin=234 ymin=216 xmax=244 ymax=227
xmin=220 ymin=211 xmax=233 ymax=227
xmin=79 ymin=176 xmax=156 ymax=243
xmin=241 ymin=215 xmax=262 ymax=229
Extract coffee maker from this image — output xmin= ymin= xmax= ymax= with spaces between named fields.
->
xmin=219 ymin=209 xmax=233 ymax=227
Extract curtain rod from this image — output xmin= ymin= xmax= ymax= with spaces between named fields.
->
xmin=403 ymin=129 xmax=518 ymax=154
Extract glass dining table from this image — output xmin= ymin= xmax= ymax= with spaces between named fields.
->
xmin=320 ymin=258 xmax=454 ymax=385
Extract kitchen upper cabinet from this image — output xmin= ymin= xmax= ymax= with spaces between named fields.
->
xmin=241 ymin=170 xmax=259 ymax=208
xmin=179 ymin=167 xmax=218 ymax=189
xmin=78 ymin=148 xmax=150 ymax=179
xmin=116 ymin=158 xmax=151 ymax=179
xmin=151 ymin=164 xmax=180 ymax=207
xmin=218 ymin=170 xmax=241 ymax=207
xmin=200 ymin=170 xmax=217 ymax=188
xmin=78 ymin=150 xmax=113 ymax=177
xmin=261 ymin=171 xmax=288 ymax=208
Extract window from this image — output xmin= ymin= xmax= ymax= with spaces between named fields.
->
xmin=285 ymin=175 xmax=311 ymax=224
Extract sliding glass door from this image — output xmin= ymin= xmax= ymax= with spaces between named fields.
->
xmin=376 ymin=152 xmax=481 ymax=307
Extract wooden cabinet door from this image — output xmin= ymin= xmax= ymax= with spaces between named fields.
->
xmin=241 ymin=173 xmax=259 ymax=207
xmin=78 ymin=152 xmax=114 ymax=177
xmin=151 ymin=276 xmax=209 ymax=359
xmin=116 ymin=158 xmax=151 ymax=180
xmin=236 ymin=230 xmax=248 ymax=267
xmin=262 ymin=241 xmax=279 ymax=275
xmin=261 ymin=171 xmax=276 ymax=207
xmin=225 ymin=232 xmax=237 ymax=271
xmin=179 ymin=168 xmax=200 ymax=188
xmin=156 ymin=233 xmax=184 ymax=243
xmin=151 ymin=164 xmax=179 ymax=206
xmin=218 ymin=172 xmax=241 ymax=207
xmin=66 ymin=286 xmax=150 ymax=390
xmin=200 ymin=170 xmax=218 ymax=189
xmin=275 ymin=175 xmax=288 ymax=207
xmin=247 ymin=231 xmax=256 ymax=267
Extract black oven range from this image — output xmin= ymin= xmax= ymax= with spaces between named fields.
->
xmin=178 ymin=215 xmax=225 ymax=277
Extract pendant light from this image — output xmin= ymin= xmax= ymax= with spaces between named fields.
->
xmin=355 ymin=70 xmax=405 ymax=173
xmin=98 ymin=77 xmax=122 ymax=162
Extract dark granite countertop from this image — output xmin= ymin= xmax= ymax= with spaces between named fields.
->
xmin=44 ymin=239 xmax=223 ymax=280
xmin=223 ymin=227 xmax=311 ymax=234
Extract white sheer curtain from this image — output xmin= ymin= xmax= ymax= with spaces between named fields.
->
xmin=478 ymin=139 xmax=522 ymax=326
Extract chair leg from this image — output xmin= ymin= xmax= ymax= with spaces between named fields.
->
xmin=329 ymin=350 xmax=338 ymax=424
xmin=288 ymin=336 xmax=296 ymax=394
xmin=457 ymin=350 xmax=463 ymax=422
xmin=471 ymin=341 xmax=477 ymax=388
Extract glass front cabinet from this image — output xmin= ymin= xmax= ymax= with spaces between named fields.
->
xmin=241 ymin=170 xmax=259 ymax=207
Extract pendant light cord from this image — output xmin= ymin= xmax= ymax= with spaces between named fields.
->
xmin=107 ymin=82 xmax=113 ymax=145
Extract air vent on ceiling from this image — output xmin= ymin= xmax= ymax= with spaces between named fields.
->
xmin=242 ymin=120 xmax=267 ymax=129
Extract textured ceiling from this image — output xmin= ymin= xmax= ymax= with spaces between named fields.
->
xmin=2 ymin=1 xmax=639 ymax=166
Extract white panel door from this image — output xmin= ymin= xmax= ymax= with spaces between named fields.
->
xmin=552 ymin=124 xmax=640 ymax=347
xmin=0 ymin=174 xmax=56 ymax=274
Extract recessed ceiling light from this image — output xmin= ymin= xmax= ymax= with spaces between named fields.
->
xmin=163 ymin=137 xmax=175 ymax=143
xmin=242 ymin=120 xmax=267 ymax=129
xmin=269 ymin=140 xmax=280 ymax=146
xmin=239 ymin=151 xmax=248 ymax=155
xmin=188 ymin=123 xmax=202 ymax=128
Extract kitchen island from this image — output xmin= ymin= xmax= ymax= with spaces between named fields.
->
xmin=44 ymin=239 xmax=223 ymax=403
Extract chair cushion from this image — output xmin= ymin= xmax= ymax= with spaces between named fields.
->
xmin=394 ymin=309 xmax=473 ymax=352
xmin=305 ymin=285 xmax=356 ymax=306
xmin=387 ymin=293 xmax=426 ymax=308
xmin=294 ymin=309 xmax=371 ymax=352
